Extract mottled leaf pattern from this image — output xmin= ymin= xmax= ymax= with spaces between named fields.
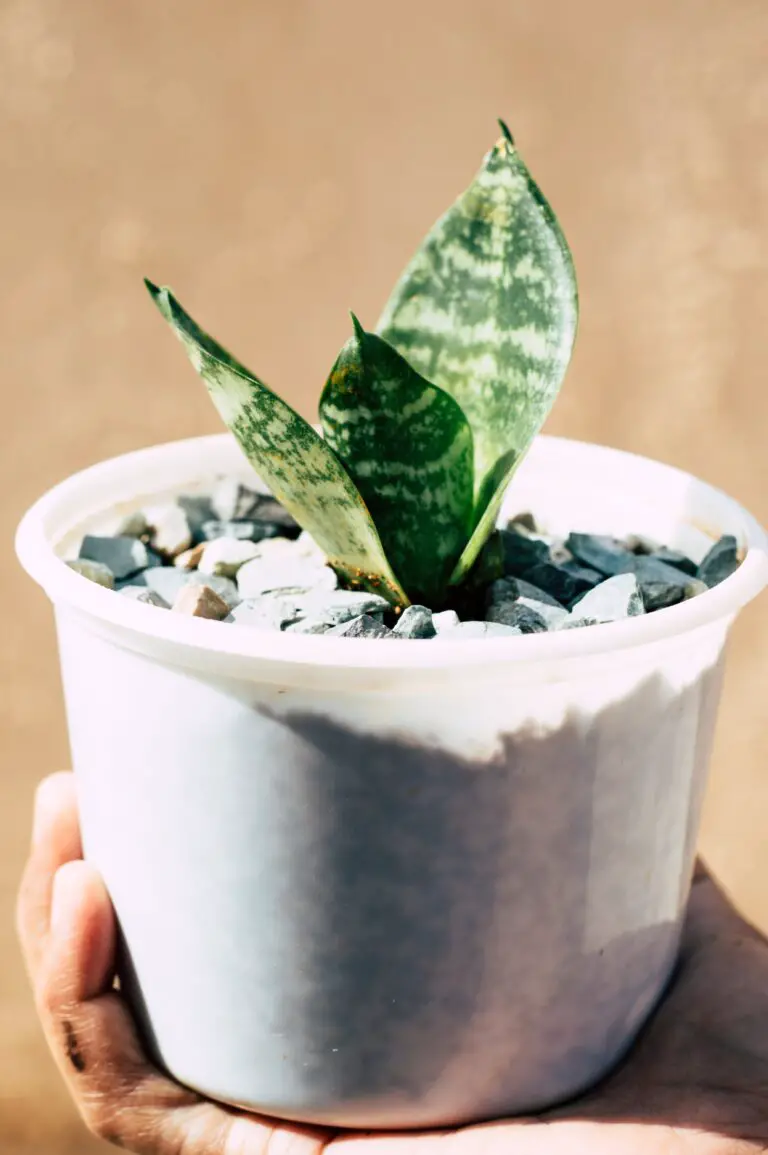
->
xmin=145 ymin=282 xmax=408 ymax=606
xmin=319 ymin=316 xmax=474 ymax=605
xmin=377 ymin=123 xmax=578 ymax=583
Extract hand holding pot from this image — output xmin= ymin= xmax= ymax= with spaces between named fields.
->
xmin=18 ymin=771 xmax=768 ymax=1155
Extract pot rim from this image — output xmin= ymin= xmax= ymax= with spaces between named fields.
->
xmin=15 ymin=433 xmax=768 ymax=676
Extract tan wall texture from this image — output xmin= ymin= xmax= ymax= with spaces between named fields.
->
xmin=2 ymin=1 xmax=768 ymax=1150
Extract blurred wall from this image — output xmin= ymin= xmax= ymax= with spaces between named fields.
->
xmin=2 ymin=1 xmax=767 ymax=1150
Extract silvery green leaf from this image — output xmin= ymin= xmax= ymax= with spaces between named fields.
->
xmin=145 ymin=281 xmax=408 ymax=607
xmin=319 ymin=316 xmax=473 ymax=605
xmin=377 ymin=122 xmax=578 ymax=583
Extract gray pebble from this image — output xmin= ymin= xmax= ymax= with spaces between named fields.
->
xmin=201 ymin=520 xmax=281 ymax=543
xmin=639 ymin=582 xmax=685 ymax=612
xmin=292 ymin=590 xmax=390 ymax=627
xmin=285 ymin=618 xmax=334 ymax=635
xmin=143 ymin=567 xmax=241 ymax=610
xmin=569 ymin=573 xmax=645 ymax=623
xmin=649 ymin=547 xmax=697 ymax=576
xmin=517 ymin=596 xmax=569 ymax=629
xmin=435 ymin=621 xmax=522 ymax=639
xmin=177 ymin=494 xmax=217 ymax=543
xmin=560 ymin=560 xmax=604 ymax=590
xmin=499 ymin=528 xmax=550 ymax=576
xmin=392 ymin=606 xmax=436 ymax=639
xmin=432 ymin=610 xmax=460 ymax=633
xmin=565 ymin=533 xmax=635 ymax=577
xmin=522 ymin=562 xmax=582 ymax=605
xmin=119 ymin=585 xmax=167 ymax=607
xmin=251 ymin=497 xmax=301 ymax=535
xmin=632 ymin=555 xmax=693 ymax=590
xmin=697 ymin=535 xmax=740 ymax=588
xmin=211 ymin=478 xmax=263 ymax=522
xmin=79 ymin=534 xmax=150 ymax=581
xmin=486 ymin=576 xmax=563 ymax=609
xmin=326 ymin=614 xmax=392 ymax=639
xmin=66 ymin=558 xmax=115 ymax=589
xmin=138 ymin=567 xmax=185 ymax=603
xmin=485 ymin=602 xmax=549 ymax=633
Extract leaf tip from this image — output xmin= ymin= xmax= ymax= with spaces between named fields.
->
xmin=349 ymin=311 xmax=366 ymax=342
xmin=144 ymin=276 xmax=160 ymax=298
xmin=497 ymin=118 xmax=515 ymax=150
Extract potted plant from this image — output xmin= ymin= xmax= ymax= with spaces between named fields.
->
xmin=16 ymin=122 xmax=768 ymax=1130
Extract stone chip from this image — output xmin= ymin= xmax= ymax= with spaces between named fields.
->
xmin=326 ymin=614 xmax=391 ymax=639
xmin=568 ymin=573 xmax=645 ymax=623
xmin=79 ymin=535 xmax=150 ymax=581
xmin=172 ymin=583 xmax=231 ymax=620
xmin=392 ymin=606 xmax=436 ymax=639
xmin=198 ymin=538 xmax=262 ymax=578
xmin=565 ymin=533 xmax=635 ymax=577
xmin=66 ymin=558 xmax=115 ymax=589
xmin=697 ymin=535 xmax=740 ymax=588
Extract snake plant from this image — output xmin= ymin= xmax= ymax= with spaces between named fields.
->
xmin=146 ymin=121 xmax=578 ymax=609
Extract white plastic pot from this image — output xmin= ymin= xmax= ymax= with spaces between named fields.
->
xmin=16 ymin=433 xmax=768 ymax=1129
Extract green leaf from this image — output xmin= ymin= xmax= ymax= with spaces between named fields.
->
xmin=319 ymin=316 xmax=474 ymax=606
xmin=144 ymin=281 xmax=408 ymax=607
xmin=377 ymin=121 xmax=578 ymax=583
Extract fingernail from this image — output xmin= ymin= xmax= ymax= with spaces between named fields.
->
xmin=32 ymin=778 xmax=60 ymax=849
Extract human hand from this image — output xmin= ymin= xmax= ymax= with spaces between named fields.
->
xmin=17 ymin=772 xmax=768 ymax=1154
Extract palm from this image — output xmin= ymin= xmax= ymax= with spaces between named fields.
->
xmin=18 ymin=775 xmax=768 ymax=1154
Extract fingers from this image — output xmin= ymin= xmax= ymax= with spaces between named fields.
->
xmin=20 ymin=775 xmax=330 ymax=1154
xmin=17 ymin=772 xmax=82 ymax=982
xmin=34 ymin=852 xmax=202 ymax=1150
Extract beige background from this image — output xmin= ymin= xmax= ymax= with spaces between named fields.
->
xmin=2 ymin=1 xmax=768 ymax=1150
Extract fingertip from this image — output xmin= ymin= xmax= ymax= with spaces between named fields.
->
xmin=50 ymin=861 xmax=116 ymax=1001
xmin=32 ymin=772 xmax=77 ymax=850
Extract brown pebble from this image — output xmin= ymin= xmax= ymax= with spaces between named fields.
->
xmin=172 ymin=584 xmax=230 ymax=620
xmin=174 ymin=543 xmax=205 ymax=570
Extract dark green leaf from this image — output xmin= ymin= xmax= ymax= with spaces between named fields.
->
xmin=145 ymin=281 xmax=408 ymax=607
xmin=377 ymin=123 xmax=578 ymax=583
xmin=319 ymin=316 xmax=474 ymax=605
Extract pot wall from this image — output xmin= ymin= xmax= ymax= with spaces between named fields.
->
xmin=59 ymin=605 xmax=726 ymax=1126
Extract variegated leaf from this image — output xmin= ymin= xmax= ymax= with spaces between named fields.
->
xmin=145 ymin=281 xmax=408 ymax=607
xmin=377 ymin=122 xmax=578 ymax=583
xmin=319 ymin=316 xmax=474 ymax=605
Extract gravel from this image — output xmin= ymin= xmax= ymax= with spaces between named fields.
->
xmin=172 ymin=583 xmax=231 ymax=620
xmin=79 ymin=535 xmax=153 ymax=581
xmin=698 ymin=535 xmax=740 ymax=587
xmin=198 ymin=538 xmax=262 ymax=578
xmin=326 ymin=614 xmax=392 ymax=639
xmin=64 ymin=486 xmax=742 ymax=641
xmin=144 ymin=504 xmax=192 ymax=558
xmin=66 ymin=558 xmax=115 ymax=588
xmin=392 ymin=606 xmax=436 ymax=639
xmin=119 ymin=585 xmax=167 ymax=607
xmin=565 ymin=533 xmax=635 ymax=577
xmin=568 ymin=573 xmax=645 ymax=624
